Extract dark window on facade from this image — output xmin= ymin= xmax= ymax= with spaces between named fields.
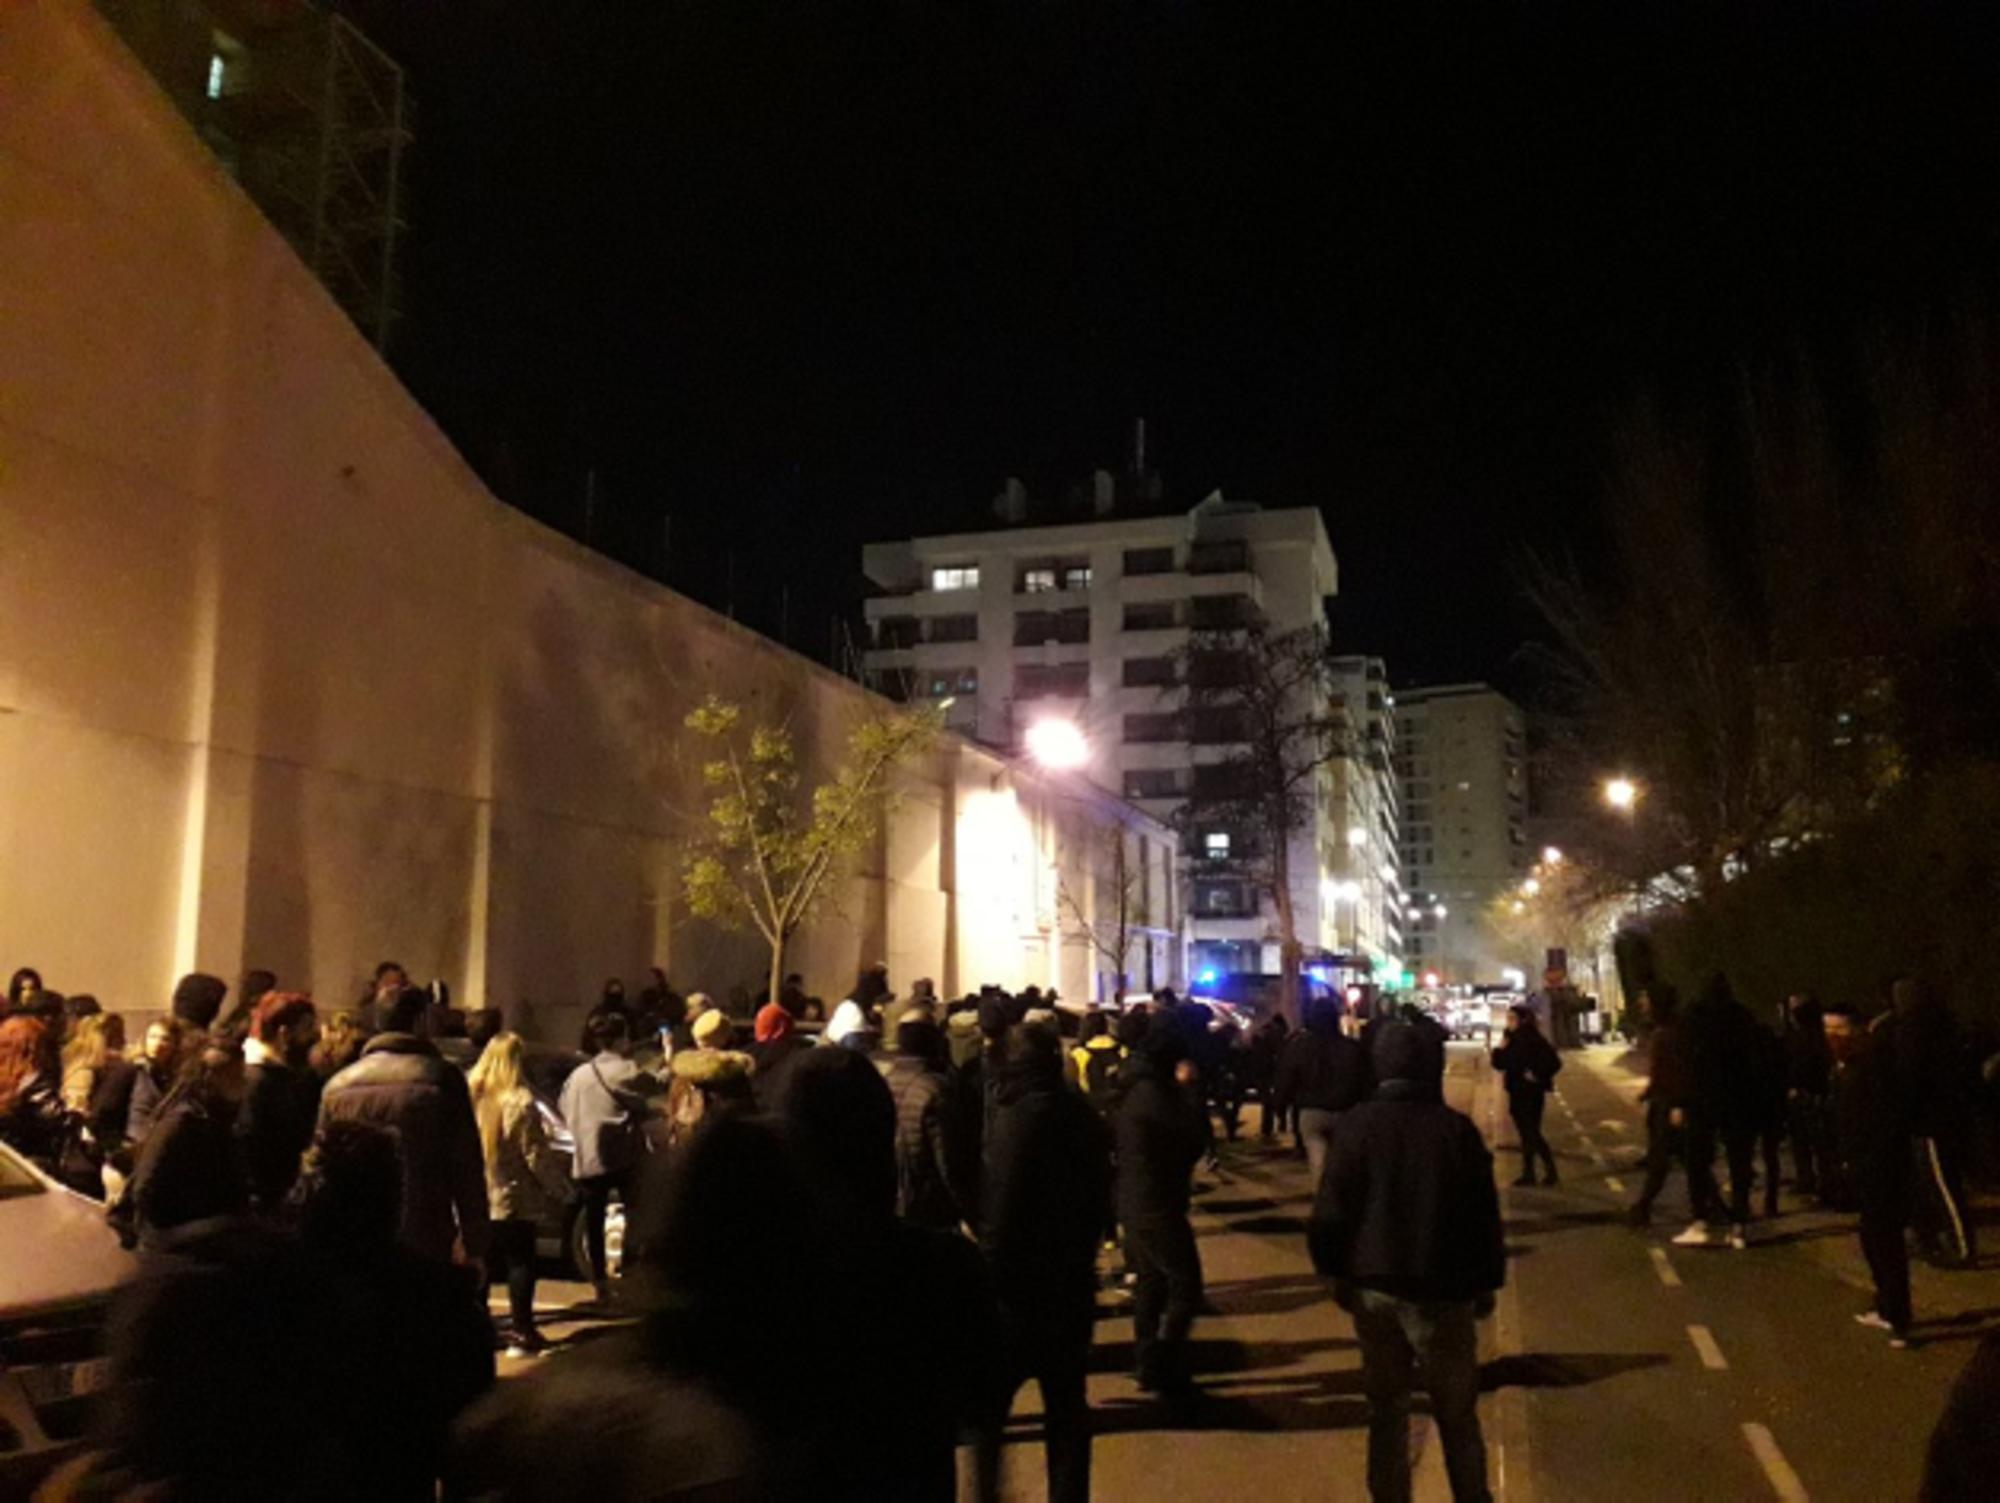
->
xmin=1013 ymin=609 xmax=1090 ymax=646
xmin=1122 ymin=656 xmax=1177 ymax=688
xmin=1187 ymin=706 xmax=1251 ymax=745
xmin=1124 ymin=546 xmax=1176 ymax=576
xmin=1124 ymin=769 xmax=1183 ymax=799
xmin=1187 ymin=648 xmax=1247 ymax=688
xmin=925 ymin=667 xmax=977 ymax=697
xmin=875 ymin=616 xmax=920 ymax=649
xmin=1193 ymin=879 xmax=1255 ymax=917
xmin=1123 ymin=712 xmax=1182 ymax=743
xmin=928 ymin=614 xmax=978 ymax=644
xmin=1123 ymin=601 xmax=1178 ymax=631
xmin=1187 ymin=540 xmax=1250 ymax=575
xmin=1192 ymin=762 xmax=1254 ymax=801
xmin=1016 ymin=662 xmax=1090 ymax=698
xmin=1189 ymin=594 xmax=1256 ymax=630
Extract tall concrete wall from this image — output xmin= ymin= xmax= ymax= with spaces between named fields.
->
xmin=0 ymin=0 xmax=1177 ymax=1038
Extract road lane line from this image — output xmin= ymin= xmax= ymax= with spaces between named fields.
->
xmin=1649 ymin=1247 xmax=1682 ymax=1287
xmin=1688 ymin=1324 xmax=1728 ymax=1369
xmin=1605 ymin=1175 xmax=1626 ymax=1193
xmin=1742 ymin=1423 xmax=1810 ymax=1502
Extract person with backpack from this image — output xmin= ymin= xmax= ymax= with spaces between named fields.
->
xmin=558 ymin=1011 xmax=661 ymax=1302
xmin=664 ymin=1008 xmax=755 ymax=1156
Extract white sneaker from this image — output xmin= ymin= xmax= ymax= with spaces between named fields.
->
xmin=1672 ymin=1223 xmax=1720 ymax=1248
xmin=1728 ymin=1225 xmax=1748 ymax=1251
xmin=1854 ymin=1311 xmax=1894 ymax=1332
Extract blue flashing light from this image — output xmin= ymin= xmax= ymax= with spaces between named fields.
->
xmin=1197 ymin=968 xmax=1219 ymax=985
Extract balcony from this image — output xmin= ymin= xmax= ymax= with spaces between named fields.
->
xmin=1013 ymin=609 xmax=1091 ymax=647
xmin=1188 ymin=594 xmax=1263 ymax=632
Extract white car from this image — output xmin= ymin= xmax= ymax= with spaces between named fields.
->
xmin=0 ymin=1141 xmax=133 ymax=1489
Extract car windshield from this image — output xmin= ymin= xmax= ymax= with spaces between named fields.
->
xmin=0 ymin=1143 xmax=48 ymax=1201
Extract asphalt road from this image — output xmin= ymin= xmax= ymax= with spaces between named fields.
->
xmin=500 ymin=1043 xmax=1998 ymax=1500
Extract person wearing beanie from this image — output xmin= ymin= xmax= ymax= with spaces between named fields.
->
xmin=750 ymin=1002 xmax=809 ymax=1110
xmin=666 ymin=1011 xmax=756 ymax=1156
xmin=1309 ymin=1022 xmax=1504 ymax=1503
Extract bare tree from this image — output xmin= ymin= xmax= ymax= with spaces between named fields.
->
xmin=1174 ymin=621 xmax=1350 ymax=1022
xmin=1055 ymin=822 xmax=1148 ymax=1001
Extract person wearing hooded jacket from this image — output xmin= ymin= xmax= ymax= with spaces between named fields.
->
xmin=1309 ymin=1022 xmax=1504 ymax=1503
xmin=749 ymin=1000 xmax=811 ymax=1109
xmin=1114 ymin=1029 xmax=1210 ymax=1397
xmin=235 ymin=991 xmax=322 ymax=1214
xmin=979 ymin=1022 xmax=1111 ymax=1503
xmin=1273 ymin=998 xmax=1374 ymax=1188
xmin=875 ymin=1015 xmax=974 ymax=1233
xmin=1673 ymin=974 xmax=1767 ymax=1250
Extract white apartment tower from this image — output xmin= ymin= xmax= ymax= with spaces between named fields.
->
xmin=1394 ymin=684 xmax=1528 ymax=985
xmin=1326 ymin=656 xmax=1404 ymax=975
xmin=861 ymin=491 xmax=1344 ymax=983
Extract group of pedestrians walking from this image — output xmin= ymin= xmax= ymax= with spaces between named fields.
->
xmin=1621 ymin=971 xmax=1982 ymax=1348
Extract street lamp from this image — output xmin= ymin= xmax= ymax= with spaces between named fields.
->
xmin=1432 ymin=903 xmax=1448 ymax=919
xmin=1603 ymin=776 xmax=1639 ymax=812
xmin=1543 ymin=846 xmax=1563 ymax=865
xmin=1025 ymin=718 xmax=1089 ymax=771
xmin=1521 ymin=877 xmax=1541 ymax=897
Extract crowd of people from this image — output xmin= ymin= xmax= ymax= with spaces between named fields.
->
xmin=1622 ymin=973 xmax=1985 ymax=1349
xmin=6 ymin=956 xmax=1993 ymax=1500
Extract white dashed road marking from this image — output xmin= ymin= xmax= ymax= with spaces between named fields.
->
xmin=1742 ymin=1423 xmax=1810 ymax=1502
xmin=1687 ymin=1324 xmax=1728 ymax=1370
xmin=1649 ymin=1247 xmax=1682 ymax=1288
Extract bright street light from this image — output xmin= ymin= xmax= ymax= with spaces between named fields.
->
xmin=1543 ymin=846 xmax=1563 ymax=865
xmin=1346 ymin=826 xmax=1368 ymax=849
xmin=1025 ymin=718 xmax=1089 ymax=770
xmin=1433 ymin=903 xmax=1448 ymax=919
xmin=1521 ymin=877 xmax=1541 ymax=897
xmin=1603 ymin=776 xmax=1639 ymax=811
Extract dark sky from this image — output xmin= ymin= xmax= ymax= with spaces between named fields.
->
xmin=347 ymin=0 xmax=2000 ymax=691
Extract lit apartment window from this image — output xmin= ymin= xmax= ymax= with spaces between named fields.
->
xmin=207 ymin=53 xmax=227 ymax=100
xmin=925 ymin=667 xmax=977 ymax=697
xmin=1061 ymin=565 xmax=1093 ymax=590
xmin=930 ymin=565 xmax=979 ymax=592
xmin=1205 ymin=832 xmax=1231 ymax=858
xmin=1021 ymin=567 xmax=1057 ymax=593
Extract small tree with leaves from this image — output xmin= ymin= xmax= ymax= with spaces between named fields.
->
xmin=1175 ymin=621 xmax=1351 ymax=1022
xmin=1056 ymin=822 xmax=1149 ymax=1002
xmin=681 ymin=696 xmax=942 ymax=1010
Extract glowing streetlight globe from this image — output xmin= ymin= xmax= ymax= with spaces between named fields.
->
xmin=1603 ymin=776 xmax=1639 ymax=811
xmin=1024 ymin=718 xmax=1089 ymax=770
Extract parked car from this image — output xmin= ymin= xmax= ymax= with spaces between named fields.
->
xmin=0 ymin=1140 xmax=133 ymax=1491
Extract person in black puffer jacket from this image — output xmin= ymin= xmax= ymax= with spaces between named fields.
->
xmin=1113 ymin=1029 xmax=1209 ymax=1399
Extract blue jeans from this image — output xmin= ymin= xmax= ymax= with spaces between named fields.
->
xmin=1351 ymin=1289 xmax=1491 ymax=1503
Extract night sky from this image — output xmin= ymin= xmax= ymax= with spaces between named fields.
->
xmin=347 ymin=0 xmax=2000 ymax=692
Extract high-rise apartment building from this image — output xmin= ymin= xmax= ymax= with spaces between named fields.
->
xmin=1326 ymin=656 xmax=1403 ymax=976
xmin=860 ymin=491 xmax=1348 ymax=981
xmin=1394 ymin=684 xmax=1527 ymax=984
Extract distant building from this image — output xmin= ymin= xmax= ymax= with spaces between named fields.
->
xmin=1327 ymin=656 xmax=1403 ymax=976
xmin=1394 ymin=684 xmax=1528 ymax=985
xmin=860 ymin=488 xmax=1348 ymax=984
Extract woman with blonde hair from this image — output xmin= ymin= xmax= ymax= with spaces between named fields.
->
xmin=61 ymin=1012 xmax=124 ymax=1114
xmin=469 ymin=1031 xmax=570 ymax=1355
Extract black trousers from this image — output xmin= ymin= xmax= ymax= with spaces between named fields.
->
xmin=1633 ymin=1098 xmax=1683 ymax=1215
xmin=1859 ymin=1199 xmax=1913 ymax=1330
xmin=576 ymin=1170 xmax=632 ymax=1285
xmin=1127 ymin=1215 xmax=1203 ymax=1388
xmin=1508 ymin=1089 xmax=1557 ymax=1181
xmin=1787 ymin=1094 xmax=1828 ymax=1196
xmin=486 ymin=1217 xmax=539 ymax=1336
xmin=1685 ymin=1119 xmax=1757 ymax=1226
xmin=975 ymin=1310 xmax=1093 ymax=1503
